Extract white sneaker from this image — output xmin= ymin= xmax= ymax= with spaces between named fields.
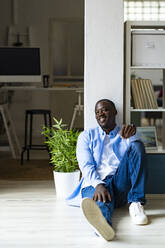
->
xmin=129 ymin=202 xmax=148 ymax=225
xmin=81 ymin=198 xmax=115 ymax=241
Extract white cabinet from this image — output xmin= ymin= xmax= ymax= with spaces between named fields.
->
xmin=124 ymin=21 xmax=165 ymax=153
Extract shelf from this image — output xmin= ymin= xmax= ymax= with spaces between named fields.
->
xmin=54 ymin=75 xmax=84 ymax=81
xmin=0 ymin=86 xmax=84 ymax=91
xmin=128 ymin=20 xmax=165 ymax=27
xmin=146 ymin=146 xmax=165 ymax=154
xmin=130 ymin=107 xmax=165 ymax=112
xmin=131 ymin=66 xmax=165 ymax=70
xmin=125 ymin=21 xmax=165 ymax=154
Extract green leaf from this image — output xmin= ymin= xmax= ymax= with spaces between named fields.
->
xmin=42 ymin=118 xmax=81 ymax=172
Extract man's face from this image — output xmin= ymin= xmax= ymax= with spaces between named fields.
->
xmin=95 ymin=101 xmax=117 ymax=130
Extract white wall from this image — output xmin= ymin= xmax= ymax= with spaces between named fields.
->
xmin=84 ymin=0 xmax=124 ymax=128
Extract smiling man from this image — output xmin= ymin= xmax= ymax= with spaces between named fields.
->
xmin=66 ymin=99 xmax=148 ymax=241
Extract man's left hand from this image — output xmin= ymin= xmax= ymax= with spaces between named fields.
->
xmin=120 ymin=124 xmax=136 ymax=139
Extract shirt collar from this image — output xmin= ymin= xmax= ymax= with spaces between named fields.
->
xmin=98 ymin=125 xmax=120 ymax=139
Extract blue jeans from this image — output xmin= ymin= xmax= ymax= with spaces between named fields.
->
xmin=81 ymin=141 xmax=147 ymax=226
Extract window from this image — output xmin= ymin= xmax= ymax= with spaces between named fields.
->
xmin=124 ymin=0 xmax=165 ymax=21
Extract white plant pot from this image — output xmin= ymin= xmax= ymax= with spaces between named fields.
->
xmin=53 ymin=170 xmax=80 ymax=200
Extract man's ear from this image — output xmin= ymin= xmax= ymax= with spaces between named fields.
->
xmin=115 ymin=109 xmax=117 ymax=116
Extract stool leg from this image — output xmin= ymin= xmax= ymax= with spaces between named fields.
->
xmin=28 ymin=113 xmax=33 ymax=161
xmin=44 ymin=113 xmax=48 ymax=143
xmin=29 ymin=113 xmax=33 ymax=147
xmin=21 ymin=111 xmax=28 ymax=165
xmin=48 ymin=113 xmax=52 ymax=129
xmin=24 ymin=112 xmax=28 ymax=149
xmin=48 ymin=113 xmax=52 ymax=156
xmin=27 ymin=148 xmax=30 ymax=161
xmin=44 ymin=113 xmax=47 ymax=127
xmin=44 ymin=113 xmax=51 ymax=156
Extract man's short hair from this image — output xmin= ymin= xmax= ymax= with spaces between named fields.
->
xmin=95 ymin=99 xmax=116 ymax=109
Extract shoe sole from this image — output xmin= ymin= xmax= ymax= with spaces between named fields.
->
xmin=81 ymin=198 xmax=115 ymax=241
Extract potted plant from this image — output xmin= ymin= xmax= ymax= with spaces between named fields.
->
xmin=42 ymin=118 xmax=80 ymax=200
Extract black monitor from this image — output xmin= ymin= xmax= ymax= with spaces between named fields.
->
xmin=0 ymin=47 xmax=41 ymax=82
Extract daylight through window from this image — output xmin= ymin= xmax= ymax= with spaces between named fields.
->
xmin=124 ymin=0 xmax=165 ymax=20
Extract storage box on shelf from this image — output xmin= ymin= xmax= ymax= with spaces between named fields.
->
xmin=124 ymin=21 xmax=165 ymax=153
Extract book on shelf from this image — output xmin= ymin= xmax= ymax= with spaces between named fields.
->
xmin=139 ymin=79 xmax=150 ymax=109
xmin=131 ymin=79 xmax=141 ymax=108
xmin=147 ymin=79 xmax=158 ymax=109
xmin=131 ymin=79 xmax=158 ymax=109
xmin=136 ymin=79 xmax=144 ymax=108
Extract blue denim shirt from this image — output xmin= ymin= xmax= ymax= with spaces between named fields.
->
xmin=66 ymin=125 xmax=139 ymax=206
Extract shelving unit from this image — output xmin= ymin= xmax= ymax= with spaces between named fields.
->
xmin=124 ymin=21 xmax=165 ymax=153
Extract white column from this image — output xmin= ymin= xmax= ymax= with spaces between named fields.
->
xmin=84 ymin=0 xmax=124 ymax=128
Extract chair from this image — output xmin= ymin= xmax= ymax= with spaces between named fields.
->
xmin=21 ymin=109 xmax=52 ymax=164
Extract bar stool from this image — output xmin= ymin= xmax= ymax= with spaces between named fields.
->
xmin=21 ymin=109 xmax=52 ymax=164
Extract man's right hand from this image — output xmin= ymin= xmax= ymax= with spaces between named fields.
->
xmin=93 ymin=184 xmax=111 ymax=203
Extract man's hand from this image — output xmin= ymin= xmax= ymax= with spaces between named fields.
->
xmin=120 ymin=124 xmax=136 ymax=139
xmin=93 ymin=184 xmax=111 ymax=203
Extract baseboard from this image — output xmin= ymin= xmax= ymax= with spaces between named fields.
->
xmin=146 ymin=194 xmax=165 ymax=199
